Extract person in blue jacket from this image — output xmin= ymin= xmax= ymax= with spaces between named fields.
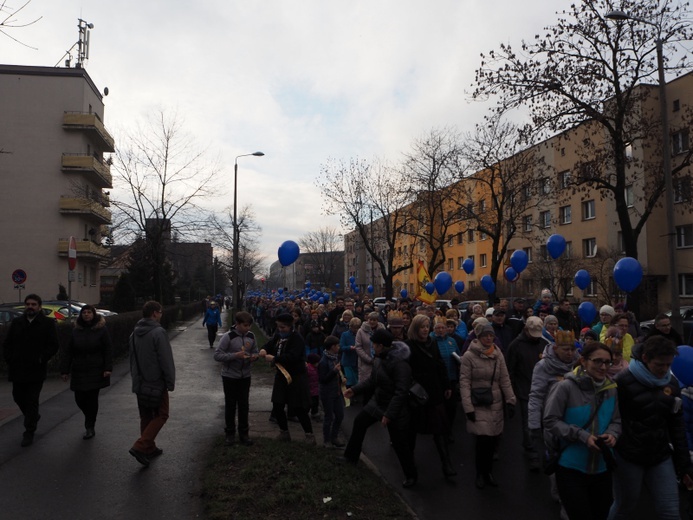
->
xmin=202 ymin=300 xmax=223 ymax=348
xmin=432 ymin=317 xmax=461 ymax=443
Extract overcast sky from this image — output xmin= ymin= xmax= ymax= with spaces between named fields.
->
xmin=4 ymin=0 xmax=575 ymax=270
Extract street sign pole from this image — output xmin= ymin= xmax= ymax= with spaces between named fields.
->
xmin=68 ymin=236 xmax=77 ymax=321
xmin=12 ymin=269 xmax=27 ymax=302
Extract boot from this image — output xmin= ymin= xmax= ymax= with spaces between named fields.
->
xmin=433 ymin=434 xmax=457 ymax=477
xmin=305 ymin=433 xmax=316 ymax=445
xmin=276 ymin=430 xmax=291 ymax=442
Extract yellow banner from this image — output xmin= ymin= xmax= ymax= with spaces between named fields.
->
xmin=415 ymin=260 xmax=436 ymax=304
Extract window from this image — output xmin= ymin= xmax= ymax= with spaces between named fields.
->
xmin=522 ymin=183 xmax=532 ymax=201
xmin=560 ymin=205 xmax=572 ymax=224
xmin=583 ymin=238 xmax=597 ymax=258
xmin=403 ymin=245 xmax=408 ymax=255
xmin=560 ymin=147 xmax=565 ymax=157
xmin=458 ymin=256 xmax=464 ymax=270
xmin=681 ymin=274 xmax=693 ymax=296
xmin=673 ymin=129 xmax=689 ymax=155
xmin=540 ymin=210 xmax=551 ymax=228
xmin=617 ymin=231 xmax=625 ymax=254
xmin=448 ymin=235 xmax=453 ymax=247
xmin=419 ymin=240 xmax=425 ymax=251
xmin=582 ymin=200 xmax=596 ymax=220
xmin=457 ymin=232 xmax=463 ymax=244
xmin=675 ymin=178 xmax=692 ymax=203
xmin=559 ymin=170 xmax=571 ymax=189
xmin=479 ymin=199 xmax=486 ymax=212
xmin=469 ymin=281 xmax=476 ymax=289
xmin=540 ymin=245 xmax=548 ymax=260
xmin=480 ymin=232 xmax=487 ymax=240
xmin=523 ymin=215 xmax=532 ymax=232
xmin=523 ymin=246 xmax=533 ymax=264
xmin=584 ymin=280 xmax=597 ymax=297
xmin=625 ymin=185 xmax=634 ymax=207
xmin=674 ymin=99 xmax=681 ymax=112
xmin=625 ymin=142 xmax=633 ymax=159
xmin=523 ymin=279 xmax=533 ymax=294
xmin=677 ymin=225 xmax=693 ymax=248
xmin=540 ymin=178 xmax=551 ymax=195
xmin=579 ymin=161 xmax=598 ymax=182
xmin=448 ymin=258 xmax=454 ymax=270
xmin=480 ymin=253 xmax=487 ymax=267
xmin=467 ymin=230 xmax=475 ymax=243
xmin=565 ymin=241 xmax=572 ymax=259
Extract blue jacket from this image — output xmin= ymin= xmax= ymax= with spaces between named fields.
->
xmin=432 ymin=332 xmax=460 ymax=381
xmin=339 ymin=330 xmax=358 ymax=367
xmin=203 ymin=307 xmax=222 ymax=328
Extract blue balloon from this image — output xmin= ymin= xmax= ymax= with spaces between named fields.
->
xmin=613 ymin=257 xmax=643 ymax=293
xmin=349 ymin=276 xmax=355 ymax=284
xmin=353 ymin=286 xmax=360 ymax=294
xmin=462 ymin=258 xmax=474 ymax=275
xmin=332 ymin=291 xmax=336 ymax=296
xmin=277 ymin=296 xmax=284 ymax=302
xmin=505 ymin=266 xmax=519 ymax=283
xmin=673 ymin=345 xmax=693 ymax=387
xmin=546 ymin=234 xmax=567 ymax=259
xmin=335 ymin=283 xmax=340 ymax=288
xmin=305 ymin=281 xmax=311 ymax=288
xmin=425 ymin=282 xmax=435 ymax=295
xmin=367 ymin=284 xmax=374 ymax=294
xmin=434 ymin=271 xmax=453 ymax=294
xmin=400 ymin=289 xmax=408 ymax=298
xmin=481 ymin=275 xmax=496 ymax=294
xmin=578 ymin=301 xmax=597 ymax=325
xmin=318 ymin=297 xmax=325 ymax=304
xmin=574 ymin=270 xmax=591 ymax=291
xmin=277 ymin=240 xmax=300 ymax=267
xmin=278 ymin=288 xmax=284 ymax=294
xmin=510 ymin=250 xmax=529 ymax=273
xmin=454 ymin=281 xmax=465 ymax=293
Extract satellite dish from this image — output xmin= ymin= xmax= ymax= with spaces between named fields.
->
xmin=103 ymin=87 xmax=109 ymax=96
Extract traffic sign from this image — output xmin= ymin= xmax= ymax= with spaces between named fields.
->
xmin=11 ymin=269 xmax=27 ymax=285
xmin=68 ymin=236 xmax=77 ymax=270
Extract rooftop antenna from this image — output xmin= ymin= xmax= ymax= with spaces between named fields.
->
xmin=76 ymin=18 xmax=93 ymax=68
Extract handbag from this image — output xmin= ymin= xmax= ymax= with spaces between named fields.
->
xmin=409 ymin=381 xmax=429 ymax=407
xmin=543 ymin=394 xmax=607 ymax=475
xmin=470 ymin=360 xmax=497 ymax=407
xmin=131 ymin=334 xmax=166 ymax=409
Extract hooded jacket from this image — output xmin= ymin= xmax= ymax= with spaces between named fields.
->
xmin=355 ymin=321 xmax=385 ymax=383
xmin=214 ymin=327 xmax=258 ymax=379
xmin=527 ymin=343 xmax=578 ymax=430
xmin=129 ymin=318 xmax=176 ymax=393
xmin=351 ymin=341 xmax=412 ymax=430
xmin=543 ymin=367 xmax=621 ymax=475
xmin=60 ymin=315 xmax=113 ymax=391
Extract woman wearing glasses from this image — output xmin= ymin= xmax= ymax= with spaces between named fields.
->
xmin=543 ymin=342 xmax=621 ymax=519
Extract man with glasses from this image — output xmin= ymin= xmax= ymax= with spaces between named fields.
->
xmin=2 ymin=294 xmax=59 ymax=447
xmin=129 ymin=301 xmax=176 ymax=466
xmin=646 ymin=313 xmax=683 ymax=347
xmin=611 ymin=313 xmax=635 ymax=362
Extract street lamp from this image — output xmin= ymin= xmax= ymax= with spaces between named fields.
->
xmin=606 ymin=10 xmax=681 ymax=334
xmin=233 ymin=151 xmax=264 ymax=315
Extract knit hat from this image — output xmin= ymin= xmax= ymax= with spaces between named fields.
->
xmin=599 ymin=305 xmax=615 ymax=317
xmin=478 ymin=324 xmax=495 ymax=337
xmin=525 ymin=316 xmax=544 ymax=338
xmin=473 ymin=318 xmax=491 ymax=336
xmin=371 ymin=329 xmax=394 ymax=348
xmin=485 ymin=307 xmax=495 ymax=317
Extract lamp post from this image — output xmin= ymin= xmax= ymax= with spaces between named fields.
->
xmin=233 ymin=151 xmax=264 ymax=315
xmin=606 ymin=11 xmax=681 ymax=334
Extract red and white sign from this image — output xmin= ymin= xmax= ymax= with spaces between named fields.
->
xmin=68 ymin=236 xmax=77 ymax=271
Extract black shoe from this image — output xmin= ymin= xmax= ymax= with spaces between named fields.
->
xmin=335 ymin=456 xmax=357 ymax=465
xmin=148 ymin=448 xmax=164 ymax=459
xmin=475 ymin=474 xmax=485 ymax=489
xmin=443 ymin=463 xmax=458 ymax=478
xmin=485 ymin=473 xmax=499 ymax=487
xmin=402 ymin=475 xmax=417 ymax=488
xmin=20 ymin=432 xmax=34 ymax=447
xmin=129 ymin=448 xmax=150 ymax=467
xmin=83 ymin=428 xmax=95 ymax=440
xmin=331 ymin=438 xmax=346 ymax=448
xmin=239 ymin=437 xmax=254 ymax=446
xmin=225 ymin=434 xmax=236 ymax=446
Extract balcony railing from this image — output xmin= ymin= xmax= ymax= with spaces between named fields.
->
xmin=61 ymin=154 xmax=113 ymax=188
xmin=59 ymin=196 xmax=112 ymax=224
xmin=57 ymin=238 xmax=110 ymax=260
xmin=63 ymin=112 xmax=116 ymax=152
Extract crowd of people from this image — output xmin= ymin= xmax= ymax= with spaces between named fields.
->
xmin=241 ymin=292 xmax=693 ymax=520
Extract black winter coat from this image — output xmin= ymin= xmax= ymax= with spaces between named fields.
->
xmin=3 ymin=312 xmax=59 ymax=383
xmin=60 ymin=316 xmax=113 ymax=391
xmin=407 ymin=337 xmax=449 ymax=406
xmin=265 ymin=331 xmax=310 ymax=409
xmin=506 ymin=332 xmax=549 ymax=401
xmin=614 ymin=368 xmax=690 ymax=475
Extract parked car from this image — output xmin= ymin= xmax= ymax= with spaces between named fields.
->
xmin=373 ymin=297 xmax=398 ymax=310
xmin=9 ymin=302 xmax=81 ymax=321
xmin=435 ymin=300 xmax=453 ymax=311
xmin=43 ymin=300 xmax=118 ymax=317
xmin=0 ymin=306 xmax=23 ymax=326
xmin=640 ymin=306 xmax=693 ymax=343
xmin=457 ymin=300 xmax=487 ymax=313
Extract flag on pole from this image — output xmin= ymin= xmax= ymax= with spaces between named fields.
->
xmin=415 ymin=260 xmax=436 ymax=304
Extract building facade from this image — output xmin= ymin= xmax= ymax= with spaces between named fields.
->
xmin=0 ymin=65 xmax=114 ymax=304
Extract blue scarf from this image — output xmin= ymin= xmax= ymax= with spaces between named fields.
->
xmin=629 ymin=358 xmax=672 ymax=388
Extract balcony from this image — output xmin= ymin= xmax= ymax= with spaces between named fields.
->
xmin=57 ymin=238 xmax=110 ymax=261
xmin=59 ymin=196 xmax=112 ymax=224
xmin=63 ymin=112 xmax=116 ymax=152
xmin=61 ymin=154 xmax=113 ymax=188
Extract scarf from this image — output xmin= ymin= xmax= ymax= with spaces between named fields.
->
xmin=482 ymin=344 xmax=495 ymax=357
xmin=629 ymin=358 xmax=672 ymax=388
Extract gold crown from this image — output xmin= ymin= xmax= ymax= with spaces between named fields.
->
xmin=555 ymin=330 xmax=576 ymax=346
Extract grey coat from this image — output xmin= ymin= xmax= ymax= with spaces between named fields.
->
xmin=129 ymin=318 xmax=176 ymax=393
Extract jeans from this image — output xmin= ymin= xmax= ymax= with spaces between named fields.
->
xmin=320 ymin=391 xmax=344 ymax=443
xmin=273 ymin=402 xmax=312 ymax=434
xmin=133 ymin=391 xmax=170 ymax=454
xmin=12 ymin=381 xmax=44 ymax=432
xmin=608 ymin=452 xmax=680 ymax=520
xmin=556 ymin=466 xmax=612 ymax=520
xmin=222 ymin=376 xmax=250 ymax=437
xmin=74 ymin=388 xmax=101 ymax=428
xmin=206 ymin=325 xmax=219 ymax=347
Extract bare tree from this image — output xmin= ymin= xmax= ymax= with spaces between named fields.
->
xmin=473 ymin=0 xmax=693 ymax=262
xmin=459 ymin=117 xmax=548 ymax=297
xmin=400 ymin=127 xmax=466 ymax=275
xmin=1 ymin=0 xmax=41 ymax=48
xmin=111 ymin=109 xmax=220 ymax=302
xmin=299 ymin=227 xmax=343 ymax=291
xmin=207 ymin=205 xmax=264 ymax=300
xmin=317 ymin=158 xmax=412 ymax=298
